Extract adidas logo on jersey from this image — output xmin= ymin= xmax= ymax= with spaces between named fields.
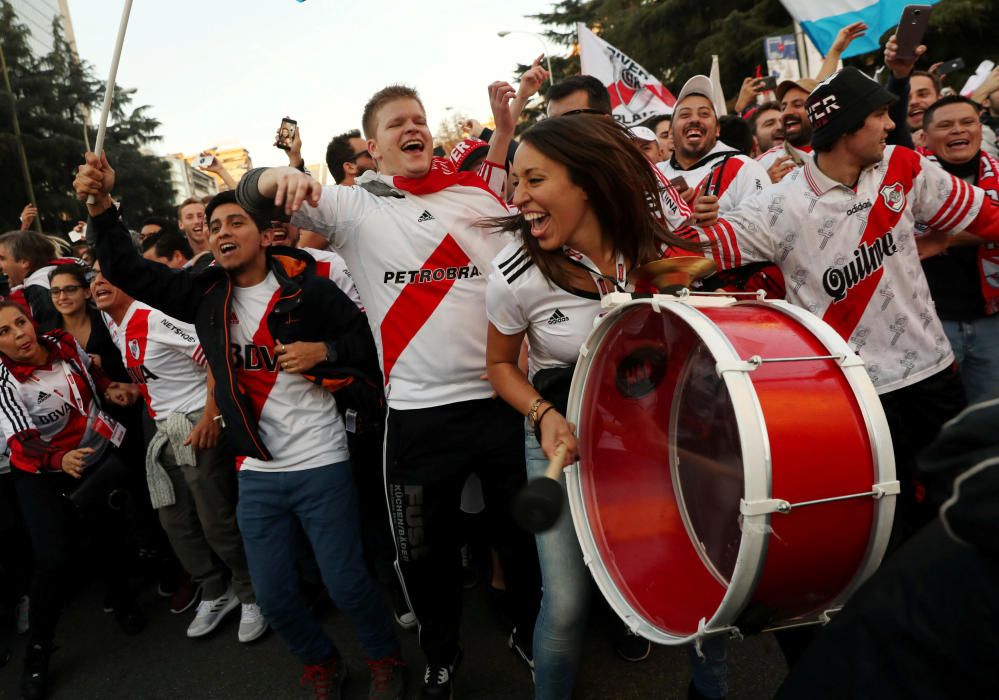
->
xmin=36 ymin=391 xmax=50 ymax=404
xmin=547 ymin=308 xmax=570 ymax=325
xmin=229 ymin=311 xmax=239 ymax=325
xmin=417 ymin=210 xmax=435 ymax=223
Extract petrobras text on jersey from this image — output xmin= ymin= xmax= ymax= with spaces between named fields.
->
xmin=382 ymin=265 xmax=482 ymax=285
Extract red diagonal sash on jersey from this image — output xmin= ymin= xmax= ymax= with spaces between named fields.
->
xmin=821 ymin=161 xmax=913 ymax=340
xmin=380 ymin=233 xmax=470 ymax=385
xmin=124 ymin=308 xmax=154 ymax=417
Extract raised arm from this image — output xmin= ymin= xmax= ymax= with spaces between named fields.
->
xmin=815 ymin=22 xmax=867 ymax=81
xmin=74 ymin=151 xmax=205 ymax=322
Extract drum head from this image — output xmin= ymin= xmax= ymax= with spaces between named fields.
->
xmin=574 ymin=302 xmax=743 ymax=639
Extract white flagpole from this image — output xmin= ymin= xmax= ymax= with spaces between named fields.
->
xmin=88 ymin=0 xmax=133 ymax=203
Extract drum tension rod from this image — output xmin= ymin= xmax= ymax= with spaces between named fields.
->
xmin=740 ymin=481 xmax=901 ymax=516
xmin=717 ymin=353 xmax=864 ymax=375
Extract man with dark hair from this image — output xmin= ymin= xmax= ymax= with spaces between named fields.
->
xmin=915 ymin=94 xmax=999 ymax=403
xmin=245 ymin=82 xmax=542 ymax=699
xmin=758 ymin=78 xmax=818 ymax=182
xmin=690 ymin=67 xmax=999 ymax=546
xmin=139 ymin=216 xmax=177 ymax=241
xmin=141 ymin=229 xmax=193 ymax=269
xmin=748 ymin=100 xmax=783 ymax=154
xmin=325 ymin=129 xmax=376 ymax=186
xmin=546 ymin=74 xmax=612 ymax=117
xmin=906 ymin=69 xmax=942 ymax=135
xmin=74 ymin=156 xmax=405 ymax=699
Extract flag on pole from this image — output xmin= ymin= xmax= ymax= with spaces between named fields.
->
xmin=577 ymin=23 xmax=676 ymax=126
xmin=709 ymin=55 xmax=728 ymax=116
xmin=778 ymin=0 xmax=940 ymax=59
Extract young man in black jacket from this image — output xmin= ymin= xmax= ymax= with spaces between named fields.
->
xmin=74 ymin=152 xmax=404 ymax=700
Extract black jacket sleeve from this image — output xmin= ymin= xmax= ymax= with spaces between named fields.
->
xmin=87 ymin=206 xmax=206 ymax=323
xmin=23 ymin=285 xmax=60 ymax=333
xmin=886 ymin=74 xmax=914 ymax=149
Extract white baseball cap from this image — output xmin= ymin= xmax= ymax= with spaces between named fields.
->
xmin=675 ymin=75 xmax=716 ymax=109
xmin=628 ymin=126 xmax=658 ymax=143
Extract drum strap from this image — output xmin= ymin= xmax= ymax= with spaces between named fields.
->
xmin=562 ymin=247 xmax=629 ymax=297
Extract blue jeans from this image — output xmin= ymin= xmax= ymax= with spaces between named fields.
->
xmin=528 ymin=428 xmax=729 ymax=698
xmin=527 ymin=428 xmax=591 ymax=700
xmin=236 ymin=462 xmax=398 ymax=665
xmin=942 ymin=316 xmax=999 ymax=404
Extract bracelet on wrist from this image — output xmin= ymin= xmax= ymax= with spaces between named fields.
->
xmin=536 ymin=405 xmax=556 ymax=428
xmin=527 ymin=397 xmax=550 ymax=427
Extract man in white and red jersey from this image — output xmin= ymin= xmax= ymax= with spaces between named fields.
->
xmin=75 ymin=159 xmax=404 ymax=698
xmin=756 ymin=78 xmax=818 ymax=183
xmin=690 ymin=68 xmax=999 ymax=541
xmin=659 ymin=75 xmax=783 ymax=297
xmin=90 ymin=263 xmax=263 ymax=643
xmin=915 ymin=95 xmax=999 ymax=404
xmin=243 ymin=83 xmax=542 ymax=698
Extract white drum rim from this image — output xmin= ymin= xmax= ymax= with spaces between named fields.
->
xmin=565 ymin=295 xmax=773 ymax=645
xmin=743 ymin=299 xmax=897 ymax=612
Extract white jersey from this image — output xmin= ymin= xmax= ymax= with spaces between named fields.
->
xmin=292 ymin=160 xmax=512 ymax=410
xmin=658 ymin=140 xmax=768 ymax=213
xmin=117 ymin=302 xmax=207 ymax=419
xmin=757 ymin=143 xmax=814 ymax=175
xmin=697 ymin=146 xmax=989 ymax=394
xmin=303 ymin=247 xmax=363 ymax=309
xmin=486 ymin=240 xmax=603 ymax=380
xmin=229 ymin=271 xmax=349 ymax=471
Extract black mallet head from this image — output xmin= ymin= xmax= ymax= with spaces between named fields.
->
xmin=512 ymin=477 xmax=565 ymax=533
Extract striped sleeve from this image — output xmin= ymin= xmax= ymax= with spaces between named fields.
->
xmin=915 ymin=153 xmax=984 ymax=233
xmin=693 ymin=193 xmax=774 ymax=270
xmin=0 ymin=367 xmax=62 ymax=473
xmin=486 ymin=245 xmax=530 ymax=336
xmin=652 ymin=164 xmax=694 ymax=229
xmin=476 ymin=160 xmax=508 ymax=201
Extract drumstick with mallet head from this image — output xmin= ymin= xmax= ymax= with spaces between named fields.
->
xmin=512 ymin=443 xmax=569 ymax=533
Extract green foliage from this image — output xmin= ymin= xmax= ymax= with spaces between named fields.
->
xmin=0 ymin=2 xmax=174 ymax=233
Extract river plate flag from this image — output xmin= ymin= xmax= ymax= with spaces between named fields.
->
xmin=577 ymin=23 xmax=676 ymax=126
xmin=779 ymin=0 xmax=940 ymax=59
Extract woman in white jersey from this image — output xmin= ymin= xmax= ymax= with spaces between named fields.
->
xmin=484 ymin=115 xmax=724 ymax=699
xmin=0 ymin=302 xmax=142 ymax=700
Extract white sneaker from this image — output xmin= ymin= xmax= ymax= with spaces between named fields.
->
xmin=186 ymin=587 xmax=239 ymax=638
xmin=16 ymin=595 xmax=29 ymax=634
xmin=237 ymin=603 xmax=268 ymax=643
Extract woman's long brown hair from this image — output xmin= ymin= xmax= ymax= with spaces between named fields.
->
xmin=480 ymin=113 xmax=703 ymax=288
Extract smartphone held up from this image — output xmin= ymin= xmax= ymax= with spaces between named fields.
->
xmin=894 ymin=5 xmax=933 ymax=61
xmin=275 ymin=117 xmax=297 ymax=151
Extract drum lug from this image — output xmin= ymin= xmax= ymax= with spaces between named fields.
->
xmin=694 ymin=619 xmax=743 ymax=657
xmin=740 ymin=498 xmax=791 ymax=516
xmin=715 ymin=356 xmax=764 ymax=375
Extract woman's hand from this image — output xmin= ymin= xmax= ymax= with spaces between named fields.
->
xmin=62 ymin=447 xmax=95 ymax=478
xmin=538 ymin=409 xmax=578 ymax=463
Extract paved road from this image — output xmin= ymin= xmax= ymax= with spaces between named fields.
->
xmin=0 ymin=580 xmax=788 ymax=699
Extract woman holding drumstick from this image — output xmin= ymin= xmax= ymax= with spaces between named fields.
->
xmin=484 ymin=114 xmax=722 ymax=699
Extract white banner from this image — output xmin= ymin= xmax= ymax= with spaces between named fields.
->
xmin=577 ymin=23 xmax=676 ymax=126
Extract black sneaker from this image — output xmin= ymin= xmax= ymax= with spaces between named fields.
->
xmin=421 ymin=649 xmax=462 ymax=699
xmin=114 ymin=600 xmax=146 ymax=636
xmin=20 ymin=642 xmax=52 ymax=700
xmin=614 ymin=627 xmax=651 ymax=662
xmin=507 ymin=627 xmax=534 ymax=679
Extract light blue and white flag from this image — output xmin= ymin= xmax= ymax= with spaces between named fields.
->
xmin=779 ymin=0 xmax=940 ymax=59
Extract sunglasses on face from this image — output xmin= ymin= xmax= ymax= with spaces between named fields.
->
xmin=349 ymin=150 xmax=370 ymax=161
xmin=50 ymin=285 xmax=83 ymax=297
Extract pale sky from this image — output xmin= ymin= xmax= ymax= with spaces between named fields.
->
xmin=65 ymin=0 xmax=557 ymax=169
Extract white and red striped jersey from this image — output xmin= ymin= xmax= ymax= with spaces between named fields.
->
xmin=229 ymin=271 xmax=349 ymax=471
xmin=0 ymin=331 xmax=109 ymax=473
xmin=292 ymin=159 xmax=513 ymax=409
xmin=658 ymin=141 xmax=769 ymax=213
xmin=302 ymin=247 xmax=363 ymax=309
xmin=697 ymin=146 xmax=995 ymax=394
xmin=116 ymin=302 xmax=207 ymax=419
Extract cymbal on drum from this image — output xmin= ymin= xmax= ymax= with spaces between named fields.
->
xmin=632 ymin=257 xmax=717 ymax=292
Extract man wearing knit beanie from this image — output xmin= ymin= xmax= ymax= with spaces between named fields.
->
xmin=685 ymin=65 xmax=999 ymax=555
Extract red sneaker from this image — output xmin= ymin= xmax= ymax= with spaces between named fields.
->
xmin=300 ymin=656 xmax=346 ymax=700
xmin=367 ymin=654 xmax=405 ymax=700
